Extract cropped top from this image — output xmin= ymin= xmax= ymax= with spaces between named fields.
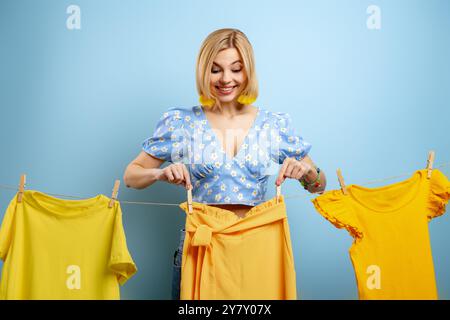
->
xmin=142 ymin=105 xmax=312 ymax=206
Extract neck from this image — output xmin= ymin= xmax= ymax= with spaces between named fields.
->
xmin=213 ymin=101 xmax=248 ymax=116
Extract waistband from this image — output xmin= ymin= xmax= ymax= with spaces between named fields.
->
xmin=179 ymin=195 xmax=285 ymax=222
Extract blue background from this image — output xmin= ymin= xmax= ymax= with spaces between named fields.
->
xmin=0 ymin=0 xmax=449 ymax=299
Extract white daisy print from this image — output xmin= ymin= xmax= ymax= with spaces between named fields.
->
xmin=245 ymin=154 xmax=252 ymax=162
xmin=288 ymin=136 xmax=295 ymax=143
xmin=220 ymin=184 xmax=226 ymax=191
xmin=204 ymin=183 xmax=209 ymax=189
xmin=211 ymin=152 xmax=218 ymax=160
xmin=207 ymin=189 xmax=212 ymax=195
xmin=214 ymin=162 xmax=222 ymax=168
xmin=237 ymin=193 xmax=243 ymax=200
xmin=150 ymin=146 xmax=158 ymax=151
xmin=185 ymin=116 xmax=191 ymax=122
xmin=231 ymin=170 xmax=237 ymax=177
xmin=240 ymin=176 xmax=246 ymax=183
xmin=246 ymin=183 xmax=252 ymax=189
xmin=233 ymin=186 xmax=239 ymax=193
xmin=161 ymin=147 xmax=168 ymax=152
xmin=215 ymin=194 xmax=222 ymax=201
xmin=224 ymin=196 xmax=231 ymax=203
xmin=252 ymin=190 xmax=258 ymax=196
xmin=224 ymin=163 xmax=232 ymax=170
xmin=168 ymin=126 xmax=175 ymax=132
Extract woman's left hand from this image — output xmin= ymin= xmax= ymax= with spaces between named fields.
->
xmin=275 ymin=157 xmax=314 ymax=186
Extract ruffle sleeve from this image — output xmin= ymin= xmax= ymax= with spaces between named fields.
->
xmin=427 ymin=169 xmax=450 ymax=221
xmin=270 ymin=112 xmax=312 ymax=164
xmin=142 ymin=107 xmax=188 ymax=163
xmin=311 ymin=189 xmax=363 ymax=241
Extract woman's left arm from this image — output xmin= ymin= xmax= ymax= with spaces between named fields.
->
xmin=276 ymin=155 xmax=327 ymax=194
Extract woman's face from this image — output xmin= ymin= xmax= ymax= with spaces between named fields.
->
xmin=210 ymin=48 xmax=247 ymax=105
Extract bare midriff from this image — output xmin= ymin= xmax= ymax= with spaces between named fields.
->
xmin=207 ymin=203 xmax=254 ymax=219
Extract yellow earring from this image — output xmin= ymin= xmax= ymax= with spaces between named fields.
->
xmin=237 ymin=94 xmax=256 ymax=105
xmin=199 ymin=95 xmax=215 ymax=108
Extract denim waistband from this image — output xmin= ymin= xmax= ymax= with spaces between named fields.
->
xmin=178 ymin=228 xmax=186 ymax=252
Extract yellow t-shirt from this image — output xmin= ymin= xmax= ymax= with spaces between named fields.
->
xmin=312 ymin=169 xmax=449 ymax=300
xmin=178 ymin=195 xmax=297 ymax=300
xmin=0 ymin=190 xmax=137 ymax=300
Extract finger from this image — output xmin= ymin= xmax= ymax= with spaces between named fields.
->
xmin=276 ymin=157 xmax=290 ymax=186
xmin=294 ymin=164 xmax=306 ymax=180
xmin=182 ymin=165 xmax=192 ymax=189
xmin=173 ymin=165 xmax=184 ymax=184
xmin=165 ymin=168 xmax=175 ymax=183
xmin=291 ymin=162 xmax=304 ymax=180
xmin=284 ymin=163 xmax=295 ymax=180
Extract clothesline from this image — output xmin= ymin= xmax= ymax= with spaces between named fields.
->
xmin=0 ymin=162 xmax=449 ymax=207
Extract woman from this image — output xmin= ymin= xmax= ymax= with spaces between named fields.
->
xmin=123 ymin=28 xmax=327 ymax=299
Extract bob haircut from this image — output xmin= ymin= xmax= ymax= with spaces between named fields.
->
xmin=196 ymin=28 xmax=258 ymax=110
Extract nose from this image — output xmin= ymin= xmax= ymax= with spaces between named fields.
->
xmin=220 ymin=70 xmax=233 ymax=84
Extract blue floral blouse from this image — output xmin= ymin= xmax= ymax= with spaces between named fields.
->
xmin=142 ymin=105 xmax=312 ymax=206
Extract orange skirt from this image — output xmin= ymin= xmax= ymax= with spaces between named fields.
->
xmin=178 ymin=195 xmax=297 ymax=300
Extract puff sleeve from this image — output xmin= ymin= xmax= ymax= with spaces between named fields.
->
xmin=312 ymin=190 xmax=363 ymax=241
xmin=427 ymin=169 xmax=450 ymax=221
xmin=142 ymin=107 xmax=188 ymax=163
xmin=270 ymin=112 xmax=312 ymax=164
xmin=108 ymin=203 xmax=137 ymax=286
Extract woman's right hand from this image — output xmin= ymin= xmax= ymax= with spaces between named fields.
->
xmin=157 ymin=163 xmax=192 ymax=190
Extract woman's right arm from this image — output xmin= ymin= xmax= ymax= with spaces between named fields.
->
xmin=123 ymin=151 xmax=192 ymax=190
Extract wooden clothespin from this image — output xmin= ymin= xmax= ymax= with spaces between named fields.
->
xmin=187 ymin=186 xmax=193 ymax=214
xmin=276 ymin=184 xmax=281 ymax=203
xmin=108 ymin=180 xmax=120 ymax=208
xmin=336 ymin=169 xmax=347 ymax=195
xmin=17 ymin=174 xmax=26 ymax=203
xmin=426 ymin=150 xmax=435 ymax=179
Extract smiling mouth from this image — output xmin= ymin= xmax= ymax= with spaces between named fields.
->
xmin=216 ymin=85 xmax=238 ymax=94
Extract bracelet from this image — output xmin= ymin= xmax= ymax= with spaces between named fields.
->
xmin=300 ymin=167 xmax=321 ymax=190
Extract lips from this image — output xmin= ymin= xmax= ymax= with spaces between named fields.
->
xmin=216 ymin=85 xmax=238 ymax=95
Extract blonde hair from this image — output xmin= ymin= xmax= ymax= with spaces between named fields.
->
xmin=196 ymin=28 xmax=258 ymax=110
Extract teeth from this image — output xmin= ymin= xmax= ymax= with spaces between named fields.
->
xmin=217 ymin=86 xmax=235 ymax=92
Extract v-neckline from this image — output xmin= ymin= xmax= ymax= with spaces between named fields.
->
xmin=198 ymin=105 xmax=261 ymax=162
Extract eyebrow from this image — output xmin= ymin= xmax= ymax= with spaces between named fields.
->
xmin=212 ymin=60 xmax=242 ymax=68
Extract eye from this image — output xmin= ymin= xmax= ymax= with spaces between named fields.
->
xmin=232 ymin=69 xmax=242 ymax=73
xmin=211 ymin=69 xmax=221 ymax=74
